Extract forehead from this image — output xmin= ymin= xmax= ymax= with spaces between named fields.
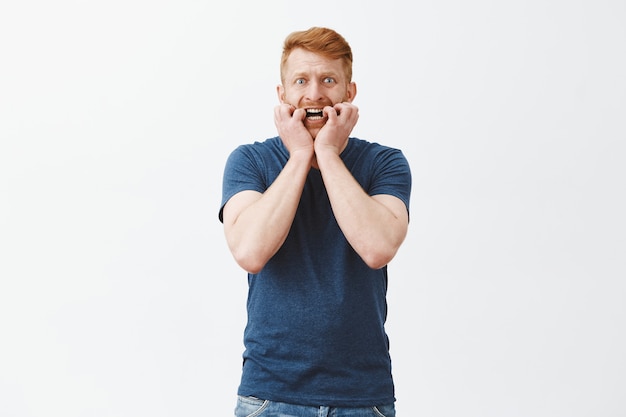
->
xmin=283 ymin=48 xmax=346 ymax=79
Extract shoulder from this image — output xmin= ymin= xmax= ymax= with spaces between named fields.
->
xmin=226 ymin=137 xmax=286 ymax=165
xmin=345 ymin=137 xmax=408 ymax=164
xmin=231 ymin=136 xmax=284 ymax=156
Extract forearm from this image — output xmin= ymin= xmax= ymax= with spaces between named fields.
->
xmin=224 ymin=152 xmax=311 ymax=273
xmin=316 ymin=151 xmax=408 ymax=269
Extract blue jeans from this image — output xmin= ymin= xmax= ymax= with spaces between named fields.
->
xmin=234 ymin=396 xmax=396 ymax=417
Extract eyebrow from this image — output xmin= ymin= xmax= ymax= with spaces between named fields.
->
xmin=291 ymin=71 xmax=340 ymax=80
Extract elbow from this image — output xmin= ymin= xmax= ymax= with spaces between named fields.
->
xmin=226 ymin=231 xmax=286 ymax=274
xmin=234 ymin=257 xmax=266 ymax=275
xmin=231 ymin=247 xmax=269 ymax=275
xmin=359 ymin=232 xmax=406 ymax=269
xmin=237 ymin=260 xmax=265 ymax=275
xmin=360 ymin=247 xmax=399 ymax=270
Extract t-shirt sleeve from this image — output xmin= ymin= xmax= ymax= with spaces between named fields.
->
xmin=218 ymin=145 xmax=267 ymax=223
xmin=369 ymin=148 xmax=412 ymax=215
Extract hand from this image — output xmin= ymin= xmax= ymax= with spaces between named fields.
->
xmin=314 ymin=102 xmax=359 ymax=156
xmin=274 ymin=103 xmax=315 ymax=160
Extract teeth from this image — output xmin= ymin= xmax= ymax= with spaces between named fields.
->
xmin=306 ymin=109 xmax=323 ymax=117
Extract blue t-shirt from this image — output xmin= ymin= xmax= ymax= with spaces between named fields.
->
xmin=219 ymin=136 xmax=411 ymax=407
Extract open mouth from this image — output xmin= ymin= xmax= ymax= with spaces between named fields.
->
xmin=305 ymin=108 xmax=324 ymax=120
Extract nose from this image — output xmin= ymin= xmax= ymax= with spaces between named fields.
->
xmin=305 ymin=80 xmax=324 ymax=101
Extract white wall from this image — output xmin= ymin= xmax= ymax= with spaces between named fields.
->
xmin=1 ymin=1 xmax=624 ymax=416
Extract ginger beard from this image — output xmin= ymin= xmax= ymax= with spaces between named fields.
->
xmin=302 ymin=106 xmax=330 ymax=139
xmin=299 ymin=95 xmax=352 ymax=139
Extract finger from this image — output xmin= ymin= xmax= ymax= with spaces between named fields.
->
xmin=323 ymin=105 xmax=337 ymax=120
xmin=274 ymin=105 xmax=282 ymax=125
xmin=334 ymin=102 xmax=357 ymax=115
xmin=275 ymin=104 xmax=292 ymax=120
xmin=292 ymin=107 xmax=306 ymax=121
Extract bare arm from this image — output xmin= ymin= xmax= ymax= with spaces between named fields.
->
xmin=222 ymin=153 xmax=311 ymax=274
xmin=316 ymin=153 xmax=408 ymax=269
xmin=314 ymin=103 xmax=409 ymax=269
xmin=222 ymin=104 xmax=314 ymax=274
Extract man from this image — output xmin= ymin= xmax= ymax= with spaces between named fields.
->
xmin=219 ymin=26 xmax=411 ymax=417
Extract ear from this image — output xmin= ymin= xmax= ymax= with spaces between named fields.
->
xmin=277 ymin=85 xmax=286 ymax=103
xmin=345 ymin=82 xmax=357 ymax=103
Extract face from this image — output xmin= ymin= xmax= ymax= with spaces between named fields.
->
xmin=277 ymin=48 xmax=356 ymax=138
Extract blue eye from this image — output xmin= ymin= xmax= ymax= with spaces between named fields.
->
xmin=323 ymin=77 xmax=335 ymax=84
xmin=296 ymin=79 xmax=305 ymax=85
